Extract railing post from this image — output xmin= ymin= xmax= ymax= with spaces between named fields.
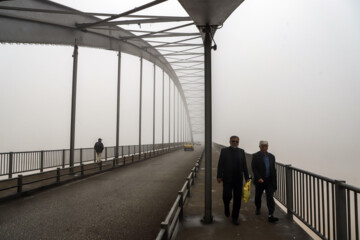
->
xmin=62 ymin=149 xmax=65 ymax=169
xmin=9 ymin=152 xmax=13 ymax=179
xmin=94 ymin=149 xmax=96 ymax=163
xmin=105 ymin=147 xmax=107 ymax=162
xmin=191 ymin=169 xmax=195 ymax=185
xmin=57 ymin=168 xmax=60 ymax=184
xmin=122 ymin=146 xmax=124 ymax=160
xmin=17 ymin=174 xmax=23 ymax=193
xmin=160 ymin=222 xmax=168 ymax=240
xmin=40 ymin=151 xmax=44 ymax=173
xmin=285 ymin=164 xmax=293 ymax=219
xmin=80 ymin=148 xmax=83 ymax=165
xmin=178 ymin=191 xmax=184 ymax=221
xmin=186 ymin=178 xmax=191 ymax=197
xmin=81 ymin=164 xmax=84 ymax=176
xmin=335 ymin=180 xmax=347 ymax=240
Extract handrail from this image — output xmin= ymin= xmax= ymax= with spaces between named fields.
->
xmin=156 ymin=149 xmax=204 ymax=240
xmin=0 ymin=143 xmax=184 ymax=178
xmin=214 ymin=142 xmax=359 ymax=240
xmin=0 ymin=144 xmax=184 ymax=202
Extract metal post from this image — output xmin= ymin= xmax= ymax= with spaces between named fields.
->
xmin=115 ymin=51 xmax=122 ymax=163
xmin=153 ymin=63 xmax=156 ymax=153
xmin=177 ymin=92 xmax=180 ymax=143
xmin=183 ymin=105 xmax=185 ymax=143
xmin=168 ymin=77 xmax=171 ymax=148
xmin=69 ymin=44 xmax=78 ymax=172
xmin=62 ymin=149 xmax=65 ymax=169
xmin=139 ymin=57 xmax=143 ymax=159
xmin=178 ymin=191 xmax=184 ymax=221
xmin=162 ymin=70 xmax=165 ymax=147
xmin=173 ymin=84 xmax=176 ymax=144
xmin=57 ymin=168 xmax=61 ymax=183
xmin=285 ymin=165 xmax=293 ymax=219
xmin=181 ymin=104 xmax=183 ymax=143
xmin=40 ymin=151 xmax=44 ymax=173
xmin=17 ymin=175 xmax=23 ymax=193
xmin=203 ymin=25 xmax=213 ymax=223
xmin=335 ymin=180 xmax=347 ymax=240
xmin=9 ymin=152 xmax=13 ymax=179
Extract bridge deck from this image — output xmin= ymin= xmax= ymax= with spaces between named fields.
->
xmin=0 ymin=148 xmax=202 ymax=240
xmin=176 ymin=148 xmax=313 ymax=240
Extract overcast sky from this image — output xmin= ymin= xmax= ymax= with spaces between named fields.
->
xmin=0 ymin=0 xmax=359 ymax=185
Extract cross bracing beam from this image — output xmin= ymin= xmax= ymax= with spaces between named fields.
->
xmin=179 ymin=73 xmax=204 ymax=78
xmin=162 ymin=52 xmax=203 ymax=56
xmin=180 ymin=77 xmax=204 ymax=80
xmin=174 ymin=68 xmax=204 ymax=71
xmin=157 ymin=46 xmax=203 ymax=53
xmin=132 ymin=33 xmax=200 ymax=39
xmin=147 ymin=36 xmax=201 ymax=44
xmin=151 ymin=36 xmax=202 ymax=48
xmin=172 ymin=62 xmax=204 ymax=68
xmin=99 ymin=17 xmax=192 ymax=26
xmin=154 ymin=44 xmax=203 ymax=48
xmin=76 ymin=0 xmax=167 ymax=29
xmin=0 ymin=6 xmax=192 ymax=20
xmin=119 ymin=22 xmax=195 ymax=40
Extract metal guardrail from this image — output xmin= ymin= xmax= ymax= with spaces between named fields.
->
xmin=156 ymin=149 xmax=204 ymax=240
xmin=0 ymin=143 xmax=184 ymax=202
xmin=275 ymin=163 xmax=360 ymax=240
xmin=0 ymin=143 xmax=183 ymax=178
xmin=214 ymin=142 xmax=359 ymax=240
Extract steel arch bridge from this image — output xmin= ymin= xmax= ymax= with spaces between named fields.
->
xmin=0 ymin=0 xmax=245 ymax=223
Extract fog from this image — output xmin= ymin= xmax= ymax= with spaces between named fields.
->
xmin=0 ymin=0 xmax=359 ymax=185
xmin=212 ymin=0 xmax=360 ymax=185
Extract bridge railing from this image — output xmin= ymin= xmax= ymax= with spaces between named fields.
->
xmin=156 ymin=149 xmax=204 ymax=240
xmin=0 ymin=143 xmax=184 ymax=179
xmin=276 ymin=163 xmax=360 ymax=240
xmin=214 ymin=142 xmax=359 ymax=240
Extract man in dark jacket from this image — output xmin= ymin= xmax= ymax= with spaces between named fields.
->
xmin=252 ymin=140 xmax=278 ymax=222
xmin=217 ymin=136 xmax=250 ymax=225
xmin=94 ymin=138 xmax=104 ymax=163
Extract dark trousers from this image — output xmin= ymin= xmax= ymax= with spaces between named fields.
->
xmin=223 ymin=181 xmax=242 ymax=219
xmin=254 ymin=178 xmax=275 ymax=215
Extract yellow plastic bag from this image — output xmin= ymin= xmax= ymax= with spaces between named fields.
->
xmin=242 ymin=180 xmax=251 ymax=203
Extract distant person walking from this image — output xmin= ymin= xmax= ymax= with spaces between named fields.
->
xmin=94 ymin=138 xmax=104 ymax=163
xmin=252 ymin=140 xmax=279 ymax=222
xmin=217 ymin=136 xmax=250 ymax=225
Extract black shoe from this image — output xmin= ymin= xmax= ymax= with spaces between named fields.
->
xmin=255 ymin=208 xmax=260 ymax=215
xmin=268 ymin=216 xmax=279 ymax=222
xmin=232 ymin=218 xmax=239 ymax=225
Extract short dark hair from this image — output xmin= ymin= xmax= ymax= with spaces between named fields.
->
xmin=230 ymin=136 xmax=239 ymax=140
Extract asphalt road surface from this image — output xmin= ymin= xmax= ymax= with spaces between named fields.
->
xmin=0 ymin=147 xmax=203 ymax=240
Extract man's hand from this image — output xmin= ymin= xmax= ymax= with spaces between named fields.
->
xmin=217 ymin=178 xmax=222 ymax=183
xmin=258 ymin=178 xmax=264 ymax=183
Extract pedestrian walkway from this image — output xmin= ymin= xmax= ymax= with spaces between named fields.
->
xmin=0 ymin=148 xmax=201 ymax=240
xmin=176 ymin=149 xmax=312 ymax=240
